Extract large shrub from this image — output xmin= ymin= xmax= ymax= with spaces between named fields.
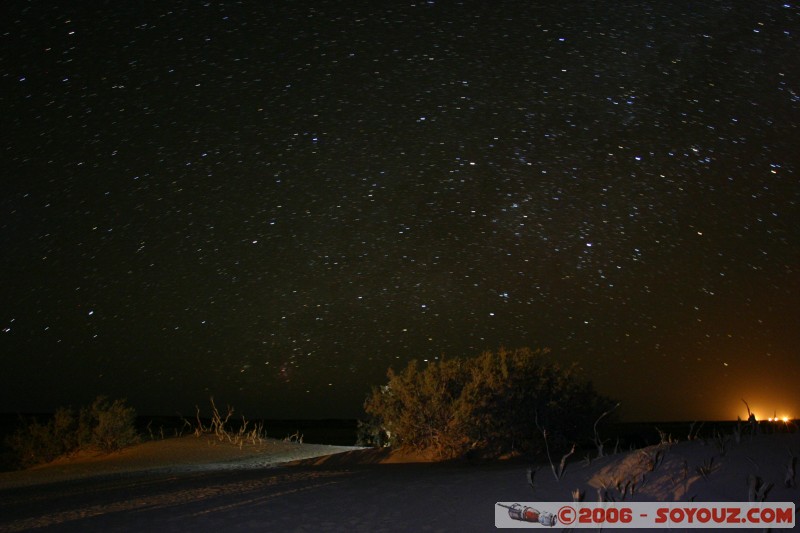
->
xmin=363 ymin=347 xmax=615 ymax=459
xmin=6 ymin=396 xmax=139 ymax=468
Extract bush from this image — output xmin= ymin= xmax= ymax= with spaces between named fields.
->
xmin=363 ymin=347 xmax=616 ymax=459
xmin=5 ymin=407 xmax=78 ymax=468
xmin=355 ymin=418 xmax=390 ymax=447
xmin=84 ymin=396 xmax=140 ymax=452
xmin=6 ymin=396 xmax=139 ymax=468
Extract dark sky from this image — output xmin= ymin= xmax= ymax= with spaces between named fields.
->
xmin=2 ymin=1 xmax=798 ymax=422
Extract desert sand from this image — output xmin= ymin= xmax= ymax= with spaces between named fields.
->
xmin=0 ymin=429 xmax=797 ymax=531
xmin=0 ymin=434 xmax=366 ymax=490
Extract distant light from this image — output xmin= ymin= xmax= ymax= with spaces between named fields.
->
xmin=767 ymin=416 xmax=791 ymax=423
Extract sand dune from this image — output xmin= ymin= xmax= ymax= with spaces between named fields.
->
xmin=0 ymin=430 xmax=797 ymax=531
xmin=0 ymin=434 xmax=365 ymax=490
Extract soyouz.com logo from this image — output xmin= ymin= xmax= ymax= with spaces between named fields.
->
xmin=495 ymin=502 xmax=795 ymax=528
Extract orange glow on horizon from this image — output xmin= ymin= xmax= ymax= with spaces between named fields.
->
xmin=737 ymin=397 xmax=796 ymax=423
xmin=740 ymin=411 xmax=794 ymax=423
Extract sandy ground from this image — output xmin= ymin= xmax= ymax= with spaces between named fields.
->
xmin=0 ymin=431 xmax=798 ymax=532
xmin=0 ymin=434 xmax=366 ymax=490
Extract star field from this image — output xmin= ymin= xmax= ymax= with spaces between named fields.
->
xmin=2 ymin=1 xmax=798 ymax=421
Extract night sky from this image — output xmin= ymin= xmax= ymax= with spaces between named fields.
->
xmin=2 ymin=1 xmax=798 ymax=422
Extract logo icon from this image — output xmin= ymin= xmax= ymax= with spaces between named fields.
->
xmin=496 ymin=503 xmax=558 ymax=527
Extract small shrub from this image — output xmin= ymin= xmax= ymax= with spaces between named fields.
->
xmin=5 ymin=406 xmax=82 ymax=468
xmin=364 ymin=347 xmax=616 ymax=459
xmin=86 ymin=396 xmax=140 ymax=452
xmin=356 ymin=418 xmax=390 ymax=447
xmin=188 ymin=397 xmax=268 ymax=446
xmin=5 ymin=396 xmax=139 ymax=468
